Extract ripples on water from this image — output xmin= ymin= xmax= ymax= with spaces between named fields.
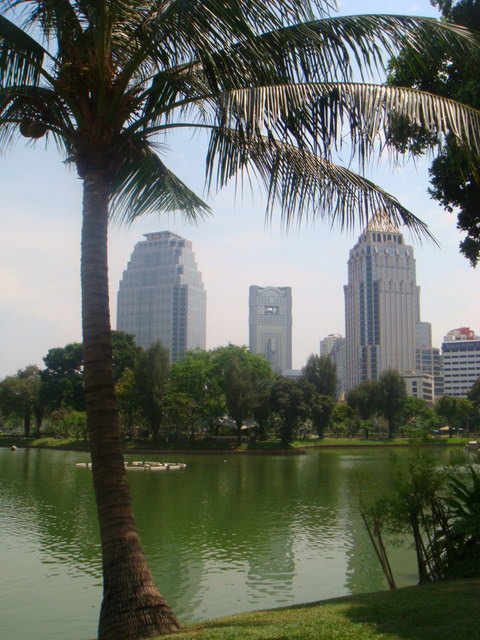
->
xmin=1 ymin=446 xmax=432 ymax=638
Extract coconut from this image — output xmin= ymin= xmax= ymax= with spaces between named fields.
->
xmin=20 ymin=119 xmax=47 ymax=139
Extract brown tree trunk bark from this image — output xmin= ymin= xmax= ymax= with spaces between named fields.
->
xmin=81 ymin=172 xmax=180 ymax=639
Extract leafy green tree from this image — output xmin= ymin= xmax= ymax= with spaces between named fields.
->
xmin=388 ymin=0 xmax=480 ymax=265
xmin=435 ymin=394 xmax=474 ymax=433
xmin=301 ymin=379 xmax=334 ymax=438
xmin=41 ymin=342 xmax=85 ymax=412
xmin=0 ymin=365 xmax=42 ymax=435
xmin=168 ymin=349 xmax=225 ymax=437
xmin=468 ymin=377 xmax=480 ymax=430
xmin=302 ymin=354 xmax=337 ymax=399
xmin=330 ymin=402 xmax=359 ymax=438
xmin=212 ymin=345 xmax=273 ymax=444
xmin=364 ymin=455 xmax=480 ymax=585
xmin=468 ymin=377 xmax=480 ymax=404
xmin=270 ymin=376 xmax=310 ymax=445
xmin=402 ymin=396 xmax=437 ymax=440
xmin=115 ymin=369 xmax=140 ymax=439
xmin=111 ymin=331 xmax=143 ymax=384
xmin=377 ymin=370 xmax=407 ymax=439
xmin=41 ymin=333 xmax=140 ymax=415
xmin=134 ymin=341 xmax=170 ymax=442
xmin=346 ymin=379 xmax=381 ymax=422
xmin=2 ymin=1 xmax=480 ymax=636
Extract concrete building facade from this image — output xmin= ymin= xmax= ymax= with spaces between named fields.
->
xmin=442 ymin=327 xmax=480 ymax=397
xmin=116 ymin=231 xmax=206 ymax=361
xmin=249 ymin=285 xmax=292 ymax=373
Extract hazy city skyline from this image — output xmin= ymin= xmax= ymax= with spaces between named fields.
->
xmin=1 ymin=0 xmax=480 ymax=379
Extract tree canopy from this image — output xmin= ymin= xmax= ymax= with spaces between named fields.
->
xmin=388 ymin=0 xmax=480 ymax=265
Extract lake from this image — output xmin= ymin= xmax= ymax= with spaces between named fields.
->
xmin=0 ymin=445 xmax=454 ymax=639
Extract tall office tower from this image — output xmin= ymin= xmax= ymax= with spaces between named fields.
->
xmin=249 ymin=286 xmax=292 ymax=373
xmin=442 ymin=327 xmax=480 ymax=397
xmin=116 ymin=231 xmax=206 ymax=361
xmin=344 ymin=211 xmax=431 ymax=391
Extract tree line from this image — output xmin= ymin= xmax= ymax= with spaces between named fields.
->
xmin=2 ymin=334 xmax=480 ymax=443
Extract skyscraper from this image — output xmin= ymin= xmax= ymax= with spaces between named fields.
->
xmin=249 ymin=285 xmax=292 ymax=373
xmin=116 ymin=231 xmax=206 ymax=361
xmin=344 ymin=211 xmax=432 ymax=391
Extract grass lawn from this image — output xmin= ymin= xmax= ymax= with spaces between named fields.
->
xmin=158 ymin=579 xmax=480 ymax=640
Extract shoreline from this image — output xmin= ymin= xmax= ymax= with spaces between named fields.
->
xmin=0 ymin=437 xmax=469 ymax=455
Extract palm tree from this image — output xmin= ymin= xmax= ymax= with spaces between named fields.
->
xmin=1 ymin=1 xmax=480 ymax=638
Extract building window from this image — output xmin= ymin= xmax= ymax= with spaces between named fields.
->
xmin=264 ymin=305 xmax=279 ymax=315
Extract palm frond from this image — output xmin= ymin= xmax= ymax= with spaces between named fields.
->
xmin=111 ymin=146 xmax=211 ymax=223
xmin=129 ymin=14 xmax=480 ymax=138
xmin=136 ymin=13 xmax=480 ymax=93
xmin=0 ymin=13 xmax=47 ymax=85
xmin=213 ymin=83 xmax=480 ymax=166
xmin=206 ymin=127 xmax=432 ymax=240
xmin=9 ymin=0 xmax=84 ymax=49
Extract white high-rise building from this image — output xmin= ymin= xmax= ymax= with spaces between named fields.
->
xmin=320 ymin=333 xmax=343 ymax=357
xmin=116 ymin=231 xmax=206 ymax=361
xmin=344 ymin=211 xmax=432 ymax=391
xmin=249 ymin=286 xmax=292 ymax=373
xmin=442 ymin=327 xmax=480 ymax=397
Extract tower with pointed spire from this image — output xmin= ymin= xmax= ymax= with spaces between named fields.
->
xmin=344 ymin=212 xmax=431 ymax=391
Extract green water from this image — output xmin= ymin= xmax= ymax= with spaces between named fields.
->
xmin=0 ymin=446 xmax=452 ymax=639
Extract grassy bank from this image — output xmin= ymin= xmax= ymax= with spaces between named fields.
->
xmin=0 ymin=434 xmax=470 ymax=452
xmin=158 ymin=579 xmax=480 ymax=640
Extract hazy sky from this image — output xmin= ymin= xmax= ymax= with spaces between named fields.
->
xmin=1 ymin=0 xmax=479 ymax=379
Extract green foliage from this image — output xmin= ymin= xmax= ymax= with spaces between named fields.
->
xmin=302 ymin=354 xmax=337 ymax=398
xmin=346 ymin=379 xmax=381 ymax=422
xmin=329 ymin=402 xmax=359 ymax=437
xmin=364 ymin=453 xmax=480 ymax=586
xmin=111 ymin=331 xmax=143 ymax=384
xmin=48 ymin=408 xmax=87 ymax=440
xmin=435 ymin=395 xmax=474 ymax=431
xmin=270 ymin=376 xmax=311 ymax=445
xmin=134 ymin=341 xmax=170 ymax=441
xmin=377 ymin=370 xmax=407 ymax=438
xmin=0 ymin=365 xmax=42 ymax=436
xmin=388 ymin=0 xmax=480 ymax=265
xmin=212 ymin=345 xmax=274 ymax=443
xmin=41 ymin=342 xmax=85 ymax=412
xmin=168 ymin=349 xmax=225 ymax=436
xmin=39 ymin=332 xmax=141 ymax=414
xmin=115 ymin=369 xmax=140 ymax=438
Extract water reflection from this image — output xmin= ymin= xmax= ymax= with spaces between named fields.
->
xmin=0 ymin=446 xmax=457 ymax=639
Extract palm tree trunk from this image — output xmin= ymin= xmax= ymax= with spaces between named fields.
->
xmin=81 ymin=172 xmax=180 ymax=640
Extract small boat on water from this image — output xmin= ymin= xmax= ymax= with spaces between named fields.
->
xmin=75 ymin=460 xmax=186 ymax=470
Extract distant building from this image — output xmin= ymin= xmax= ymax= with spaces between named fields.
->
xmin=116 ymin=231 xmax=206 ymax=361
xmin=344 ymin=211 xmax=433 ymax=391
xmin=320 ymin=333 xmax=346 ymax=398
xmin=402 ymin=371 xmax=434 ymax=405
xmin=249 ymin=285 xmax=292 ymax=373
xmin=320 ymin=333 xmax=343 ymax=357
xmin=415 ymin=322 xmax=444 ymax=400
xmin=442 ymin=327 xmax=480 ymax=397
